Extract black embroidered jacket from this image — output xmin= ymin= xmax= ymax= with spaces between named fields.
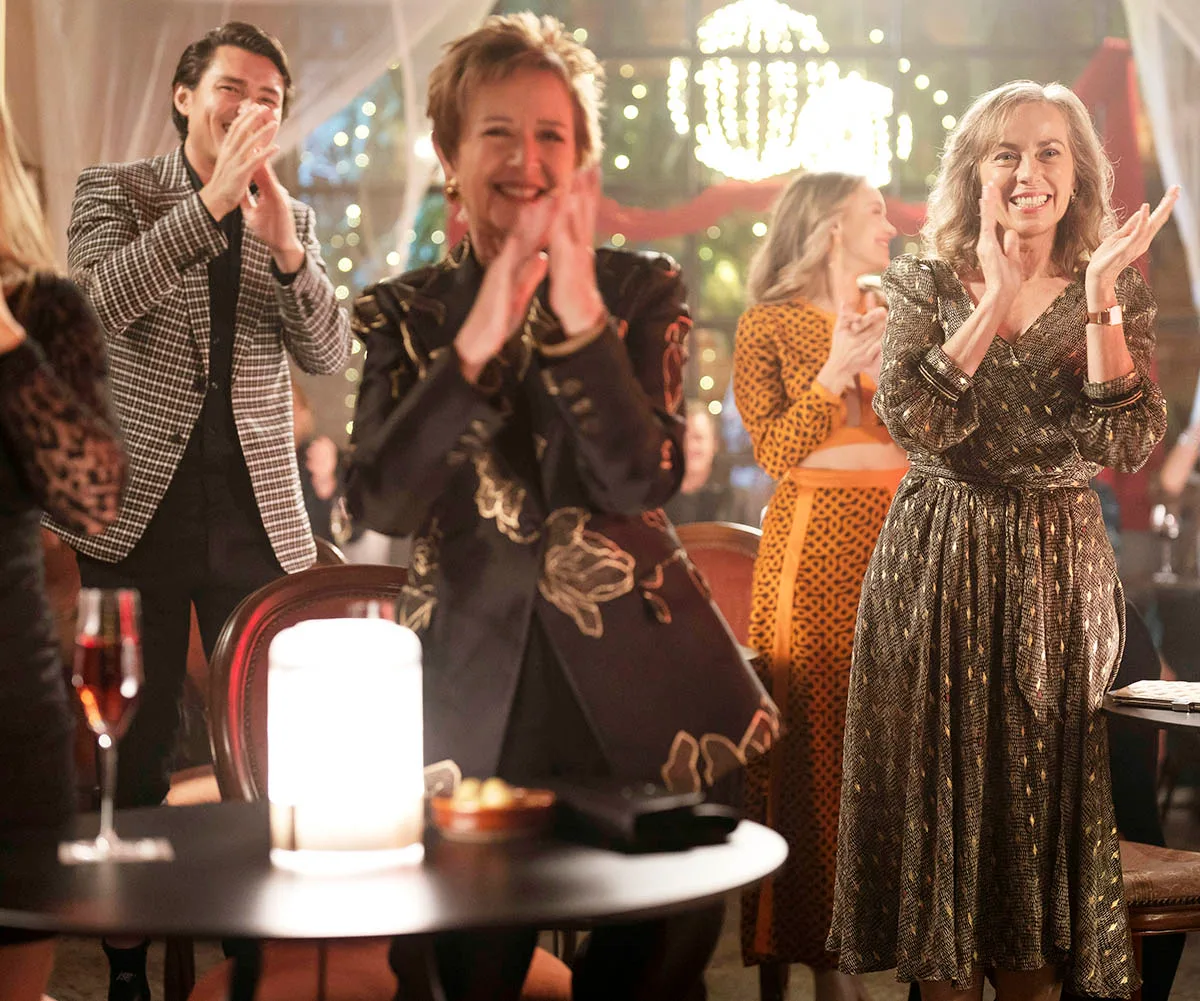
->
xmin=347 ymin=242 xmax=778 ymax=790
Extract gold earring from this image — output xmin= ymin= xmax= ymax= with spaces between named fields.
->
xmin=443 ymin=177 xmax=460 ymax=202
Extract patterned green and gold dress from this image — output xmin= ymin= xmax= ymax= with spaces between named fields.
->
xmin=827 ymin=255 xmax=1167 ymax=997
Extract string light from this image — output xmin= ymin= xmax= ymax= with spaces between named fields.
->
xmin=573 ymin=27 xmax=588 ymax=42
xmin=898 ymin=58 xmax=911 ymax=73
xmin=700 ymin=375 xmax=715 ymax=390
xmin=362 ymin=101 xmax=377 ymax=116
xmin=610 ymin=233 xmax=627 ymax=247
xmin=942 ymin=114 xmax=957 ymax=130
xmin=355 ymin=154 xmax=370 ymax=168
xmin=896 ymin=113 xmax=913 ymax=161
xmin=333 ymin=131 xmax=349 ymax=147
xmin=355 ymin=124 xmax=370 ymax=139
xmin=614 ymin=154 xmax=630 ymax=169
xmin=667 ymin=59 xmax=690 ymax=135
xmin=699 ymin=246 xmax=714 ymax=261
xmin=335 ymin=285 xmax=350 ymax=300
xmin=430 ymin=230 xmax=446 ymax=245
xmin=346 ymin=233 xmax=360 ymax=247
xmin=337 ymin=257 xmax=353 ymax=272
xmin=914 ymin=74 xmax=930 ymax=90
xmin=752 ymin=221 xmax=768 ymax=236
xmin=620 ymin=64 xmax=635 ymax=78
xmin=623 ymin=105 xmax=639 ymax=120
xmin=868 ymin=28 xmax=884 ymax=43
xmin=413 ymin=133 xmax=435 ymax=160
xmin=707 ymin=225 xmax=722 ymax=239
xmin=386 ymin=251 xmax=402 ymax=267
xmin=933 ymin=90 xmax=948 ymax=105
xmin=702 ymin=348 xmax=718 ymax=362
xmin=631 ymin=83 xmax=648 ymax=99
xmin=708 ymin=400 xmax=724 ymax=416
xmin=346 ymin=204 xmax=361 ymax=220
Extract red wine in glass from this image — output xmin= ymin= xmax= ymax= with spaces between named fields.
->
xmin=73 ymin=633 xmax=140 ymax=740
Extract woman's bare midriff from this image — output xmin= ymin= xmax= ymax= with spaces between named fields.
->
xmin=797 ymin=441 xmax=909 ymax=470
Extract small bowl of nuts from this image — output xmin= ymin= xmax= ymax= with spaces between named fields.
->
xmin=430 ymin=777 xmax=556 ymax=842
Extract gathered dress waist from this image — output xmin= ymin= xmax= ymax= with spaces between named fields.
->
xmin=905 ymin=462 xmax=1090 ymax=492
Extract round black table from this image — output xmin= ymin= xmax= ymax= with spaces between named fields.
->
xmin=1103 ymin=695 xmax=1200 ymax=733
xmin=0 ymin=801 xmax=786 ymax=998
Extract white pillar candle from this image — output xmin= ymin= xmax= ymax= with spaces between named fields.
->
xmin=268 ymin=618 xmax=425 ymax=871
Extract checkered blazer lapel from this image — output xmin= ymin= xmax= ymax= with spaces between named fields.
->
xmin=157 ymin=148 xmax=212 ymax=375
xmin=234 ymin=229 xmax=270 ymax=380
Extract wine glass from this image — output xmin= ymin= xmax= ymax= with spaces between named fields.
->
xmin=1151 ymin=503 xmax=1181 ymax=584
xmin=58 ymin=588 xmax=174 ymax=863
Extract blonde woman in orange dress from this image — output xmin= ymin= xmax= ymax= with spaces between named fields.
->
xmin=734 ymin=171 xmax=905 ymax=1001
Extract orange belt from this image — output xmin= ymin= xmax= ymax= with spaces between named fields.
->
xmin=754 ymin=462 xmax=906 ymax=955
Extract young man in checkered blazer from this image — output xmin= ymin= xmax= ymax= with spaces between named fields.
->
xmin=45 ymin=26 xmax=349 ymax=989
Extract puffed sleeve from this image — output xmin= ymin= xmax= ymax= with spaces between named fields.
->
xmin=1067 ymin=266 xmax=1167 ymax=472
xmin=731 ymin=302 xmax=846 ymax=479
xmin=0 ymin=275 xmax=126 ymax=534
xmin=345 ymin=282 xmax=504 ymax=536
xmin=873 ymin=255 xmax=980 ymax=453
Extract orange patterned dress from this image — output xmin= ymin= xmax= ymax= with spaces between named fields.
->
xmin=733 ymin=298 xmax=906 ymax=968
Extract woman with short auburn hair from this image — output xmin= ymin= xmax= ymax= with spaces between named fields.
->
xmin=348 ymin=12 xmax=777 ymax=1001
xmin=828 ymin=79 xmax=1176 ymax=1001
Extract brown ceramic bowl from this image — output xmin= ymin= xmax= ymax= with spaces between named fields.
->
xmin=430 ymin=787 xmax=556 ymax=843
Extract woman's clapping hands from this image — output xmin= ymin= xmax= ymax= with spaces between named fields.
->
xmin=454 ymin=168 xmax=608 ymax=383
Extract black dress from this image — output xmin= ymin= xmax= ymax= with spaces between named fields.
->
xmin=0 ymin=273 xmax=125 ymax=845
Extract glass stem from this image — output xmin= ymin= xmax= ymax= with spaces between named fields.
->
xmin=98 ymin=739 xmax=118 ymax=844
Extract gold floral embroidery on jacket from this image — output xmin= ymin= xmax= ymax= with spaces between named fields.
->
xmin=662 ymin=316 xmax=690 ymax=415
xmin=661 ymin=699 xmax=781 ymax=792
xmin=472 ymin=451 xmax=539 ymax=544
xmin=642 ymin=508 xmax=669 ymax=533
xmin=638 ymin=547 xmax=689 ymax=625
xmin=539 ymin=507 xmax=635 ymax=638
xmin=398 ymin=522 xmax=440 ymax=632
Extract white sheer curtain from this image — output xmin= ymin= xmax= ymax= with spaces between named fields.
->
xmin=1123 ymin=0 xmax=1200 ymax=424
xmin=1123 ymin=0 xmax=1200 ymax=310
xmin=31 ymin=0 xmax=493 ymax=260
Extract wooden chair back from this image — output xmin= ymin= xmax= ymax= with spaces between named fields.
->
xmin=207 ymin=563 xmax=409 ymax=802
xmin=674 ymin=521 xmax=762 ymax=648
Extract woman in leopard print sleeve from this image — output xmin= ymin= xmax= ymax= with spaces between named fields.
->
xmin=0 ymin=95 xmax=125 ymax=1000
xmin=733 ymin=171 xmax=905 ymax=1001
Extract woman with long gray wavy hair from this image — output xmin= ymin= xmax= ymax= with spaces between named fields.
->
xmin=828 ymin=79 xmax=1176 ymax=1001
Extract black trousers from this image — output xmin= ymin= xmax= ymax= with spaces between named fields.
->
xmin=75 ymin=471 xmax=283 ymax=809
xmin=388 ymin=616 xmax=726 ymax=1000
